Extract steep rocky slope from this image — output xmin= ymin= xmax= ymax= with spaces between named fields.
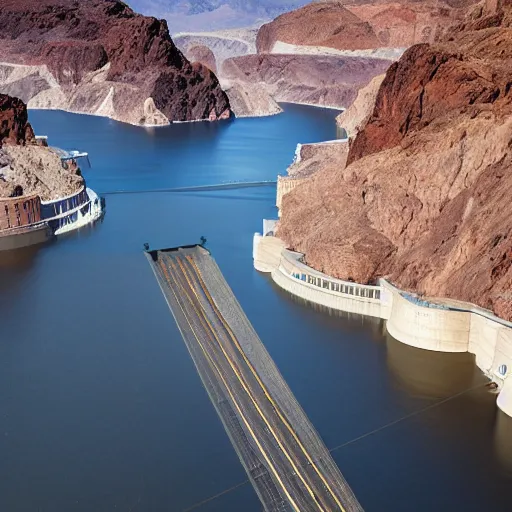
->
xmin=221 ymin=54 xmax=392 ymax=108
xmin=257 ymin=0 xmax=480 ymax=52
xmin=220 ymin=81 xmax=283 ymax=117
xmin=0 ymin=94 xmax=82 ymax=200
xmin=0 ymin=0 xmax=230 ymax=125
xmin=257 ymin=2 xmax=381 ymax=52
xmin=278 ymin=3 xmax=512 ymax=321
xmin=336 ymin=74 xmax=385 ymax=138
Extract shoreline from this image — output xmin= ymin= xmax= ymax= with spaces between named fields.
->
xmin=253 ymin=231 xmax=512 ymax=418
xmin=28 ymin=101 xmax=342 ymax=128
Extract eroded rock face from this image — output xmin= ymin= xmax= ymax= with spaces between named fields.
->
xmin=183 ymin=45 xmax=218 ymax=74
xmin=0 ymin=0 xmax=231 ymax=125
xmin=278 ymin=3 xmax=512 ymax=320
xmin=347 ymin=41 xmax=503 ymax=164
xmin=221 ymin=53 xmax=392 ymax=109
xmin=221 ymin=80 xmax=283 ymax=118
xmin=257 ymin=2 xmax=380 ymax=53
xmin=0 ymin=94 xmax=34 ymax=146
xmin=336 ymin=73 xmax=385 ymax=138
xmin=0 ymin=94 xmax=83 ymax=200
xmin=257 ymin=0 xmax=481 ymax=53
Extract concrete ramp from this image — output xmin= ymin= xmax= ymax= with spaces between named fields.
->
xmin=146 ymin=245 xmax=363 ymax=512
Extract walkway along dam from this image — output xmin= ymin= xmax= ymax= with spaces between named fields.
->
xmin=146 ymin=245 xmax=363 ymax=512
xmin=253 ymin=220 xmax=512 ymax=419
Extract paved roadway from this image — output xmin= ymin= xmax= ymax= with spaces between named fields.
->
xmin=147 ymin=247 xmax=363 ymax=512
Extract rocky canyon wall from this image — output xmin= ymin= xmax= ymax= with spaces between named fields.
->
xmin=257 ymin=0 xmax=481 ymax=53
xmin=221 ymin=53 xmax=392 ymax=109
xmin=278 ymin=2 xmax=512 ymax=321
xmin=0 ymin=0 xmax=231 ymax=125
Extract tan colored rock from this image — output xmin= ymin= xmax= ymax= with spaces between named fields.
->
xmin=336 ymin=74 xmax=385 ymax=138
xmin=257 ymin=0 xmax=480 ymax=53
xmin=257 ymin=2 xmax=380 ymax=53
xmin=183 ymin=45 xmax=218 ymax=74
xmin=221 ymin=53 xmax=392 ymax=109
xmin=2 ymin=145 xmax=83 ymax=201
xmin=221 ymin=80 xmax=283 ymax=118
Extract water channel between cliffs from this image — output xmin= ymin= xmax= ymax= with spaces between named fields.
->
xmin=0 ymin=104 xmax=511 ymax=511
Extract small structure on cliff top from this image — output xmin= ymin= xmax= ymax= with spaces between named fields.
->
xmin=0 ymin=94 xmax=103 ymax=251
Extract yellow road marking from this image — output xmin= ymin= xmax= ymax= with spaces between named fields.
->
xmin=172 ymin=256 xmax=326 ymax=512
xmin=186 ymin=254 xmax=347 ymax=512
xmin=157 ymin=259 xmax=302 ymax=512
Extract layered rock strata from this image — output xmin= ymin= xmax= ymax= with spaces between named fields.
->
xmin=257 ymin=0 xmax=481 ymax=53
xmin=175 ymin=29 xmax=258 ymax=69
xmin=278 ymin=3 xmax=512 ymax=321
xmin=221 ymin=54 xmax=392 ymax=109
xmin=0 ymin=0 xmax=231 ymax=125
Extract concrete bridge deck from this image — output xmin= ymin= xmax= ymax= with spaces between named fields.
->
xmin=146 ymin=245 xmax=363 ymax=512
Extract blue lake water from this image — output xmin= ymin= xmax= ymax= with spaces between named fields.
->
xmin=1 ymin=104 xmax=512 ymax=511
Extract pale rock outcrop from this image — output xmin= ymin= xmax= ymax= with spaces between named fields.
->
xmin=175 ymin=29 xmax=258 ymax=70
xmin=336 ymin=74 xmax=385 ymax=138
xmin=0 ymin=93 xmax=83 ymax=201
xmin=221 ymin=80 xmax=282 ymax=118
xmin=221 ymin=54 xmax=392 ymax=109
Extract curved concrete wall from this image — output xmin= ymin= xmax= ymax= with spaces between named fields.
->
xmin=256 ymin=235 xmax=383 ymax=318
xmin=383 ymin=281 xmax=470 ymax=353
xmin=272 ymin=265 xmax=383 ymax=318
xmin=40 ymin=186 xmax=88 ymax=219
xmin=498 ymin=378 xmax=512 ymax=418
xmin=253 ymin=234 xmax=286 ymax=273
xmin=253 ymin=226 xmax=512 ymax=417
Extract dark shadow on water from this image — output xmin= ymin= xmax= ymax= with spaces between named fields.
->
xmin=495 ymin=410 xmax=512 ymax=475
xmin=385 ymin=331 xmax=481 ymax=399
xmin=0 ymin=243 xmax=46 ymax=273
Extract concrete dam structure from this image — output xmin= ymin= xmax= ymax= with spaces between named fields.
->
xmin=146 ymin=245 xmax=363 ymax=512
xmin=253 ymin=223 xmax=512 ymax=419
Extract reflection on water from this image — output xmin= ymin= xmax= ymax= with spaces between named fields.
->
xmin=0 ymin=244 xmax=48 ymax=298
xmin=268 ymin=277 xmax=385 ymax=341
xmin=385 ymin=331 xmax=480 ymax=399
xmin=0 ymin=244 xmax=44 ymax=272
xmin=495 ymin=410 xmax=512 ymax=476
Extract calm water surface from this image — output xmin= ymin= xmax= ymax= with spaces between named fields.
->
xmin=1 ymin=104 xmax=511 ymax=511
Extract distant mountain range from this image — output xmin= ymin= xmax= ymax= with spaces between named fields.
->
xmin=127 ymin=0 xmax=312 ymax=32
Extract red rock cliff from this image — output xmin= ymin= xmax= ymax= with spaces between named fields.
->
xmin=256 ymin=0 xmax=481 ymax=53
xmin=0 ymin=95 xmax=34 ymax=146
xmin=0 ymin=0 xmax=231 ymax=124
xmin=257 ymin=2 xmax=380 ymax=52
xmin=278 ymin=3 xmax=512 ymax=321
